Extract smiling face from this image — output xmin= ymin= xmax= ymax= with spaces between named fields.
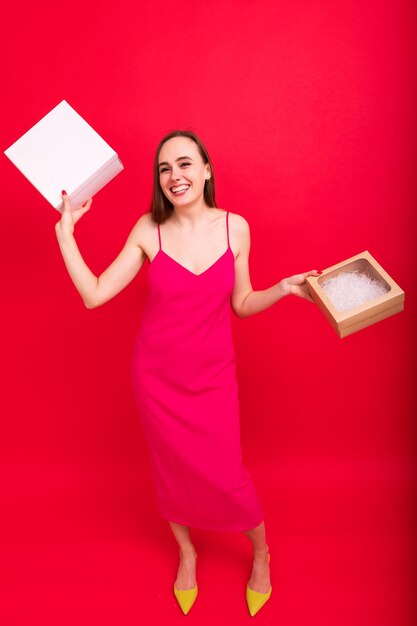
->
xmin=158 ymin=136 xmax=211 ymax=208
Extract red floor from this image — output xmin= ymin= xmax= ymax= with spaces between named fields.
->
xmin=1 ymin=460 xmax=416 ymax=625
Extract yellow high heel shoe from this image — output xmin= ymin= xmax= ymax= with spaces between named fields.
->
xmin=173 ymin=553 xmax=198 ymax=614
xmin=246 ymin=552 xmax=272 ymax=617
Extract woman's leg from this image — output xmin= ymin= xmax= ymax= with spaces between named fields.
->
xmin=168 ymin=521 xmax=198 ymax=590
xmin=243 ymin=520 xmax=271 ymax=593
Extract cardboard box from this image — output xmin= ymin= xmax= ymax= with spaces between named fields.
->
xmin=306 ymin=250 xmax=405 ymax=338
xmin=4 ymin=100 xmax=124 ymax=212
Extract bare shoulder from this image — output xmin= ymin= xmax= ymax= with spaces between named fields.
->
xmin=225 ymin=211 xmax=250 ymax=256
xmin=227 ymin=211 xmax=250 ymax=231
xmin=131 ymin=210 xmax=154 ymax=231
xmin=127 ymin=211 xmax=156 ymax=255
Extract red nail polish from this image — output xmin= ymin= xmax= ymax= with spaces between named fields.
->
xmin=317 ymin=270 xmax=322 ymax=274
xmin=62 ymin=190 xmax=67 ymax=195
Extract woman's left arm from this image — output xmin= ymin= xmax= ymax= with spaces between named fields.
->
xmin=230 ymin=214 xmax=321 ymax=319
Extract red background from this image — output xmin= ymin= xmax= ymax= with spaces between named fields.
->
xmin=1 ymin=1 xmax=416 ymax=624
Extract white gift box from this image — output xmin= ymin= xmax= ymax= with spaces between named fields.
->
xmin=4 ymin=100 xmax=124 ymax=212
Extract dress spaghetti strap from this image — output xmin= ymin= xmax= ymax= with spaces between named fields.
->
xmin=226 ymin=211 xmax=230 ymax=249
xmin=157 ymin=222 xmax=162 ymax=251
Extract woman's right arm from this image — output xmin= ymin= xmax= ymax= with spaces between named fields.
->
xmin=55 ymin=191 xmax=148 ymax=309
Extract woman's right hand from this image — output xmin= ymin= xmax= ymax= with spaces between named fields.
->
xmin=55 ymin=190 xmax=93 ymax=237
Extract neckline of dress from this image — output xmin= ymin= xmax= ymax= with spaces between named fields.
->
xmin=150 ymin=247 xmax=233 ymax=277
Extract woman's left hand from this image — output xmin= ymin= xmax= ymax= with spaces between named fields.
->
xmin=280 ymin=270 xmax=322 ymax=303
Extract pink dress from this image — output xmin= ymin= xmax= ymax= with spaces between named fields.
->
xmin=130 ymin=211 xmax=264 ymax=531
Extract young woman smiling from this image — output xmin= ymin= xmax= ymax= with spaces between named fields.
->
xmin=55 ymin=129 xmax=321 ymax=616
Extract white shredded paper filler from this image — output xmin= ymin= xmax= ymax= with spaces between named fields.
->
xmin=320 ymin=270 xmax=389 ymax=312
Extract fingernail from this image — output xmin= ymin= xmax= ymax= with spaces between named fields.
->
xmin=62 ymin=190 xmax=67 ymax=195
xmin=317 ymin=270 xmax=322 ymax=274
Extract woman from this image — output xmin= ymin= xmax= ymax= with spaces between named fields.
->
xmin=55 ymin=130 xmax=321 ymax=617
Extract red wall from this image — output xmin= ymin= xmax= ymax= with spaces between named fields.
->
xmin=1 ymin=1 xmax=415 ymax=624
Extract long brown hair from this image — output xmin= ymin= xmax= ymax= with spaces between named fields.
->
xmin=151 ymin=130 xmax=217 ymax=223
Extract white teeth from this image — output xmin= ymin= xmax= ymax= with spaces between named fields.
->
xmin=171 ymin=185 xmax=190 ymax=193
